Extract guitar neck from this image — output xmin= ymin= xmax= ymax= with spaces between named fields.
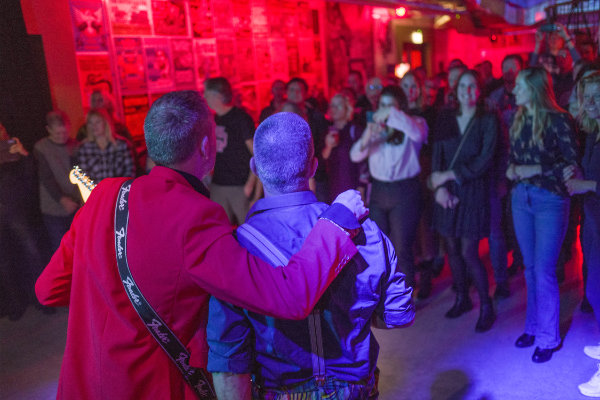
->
xmin=69 ymin=166 xmax=96 ymax=203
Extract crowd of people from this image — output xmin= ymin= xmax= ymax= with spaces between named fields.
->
xmin=1 ymin=22 xmax=600 ymax=399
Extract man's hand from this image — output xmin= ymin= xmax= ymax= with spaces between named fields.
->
xmin=506 ymin=163 xmax=518 ymax=181
xmin=435 ymin=187 xmax=459 ymax=209
xmin=565 ymin=179 xmax=595 ymax=196
xmin=333 ymin=189 xmax=369 ymax=221
xmin=8 ymin=137 xmax=28 ymax=157
xmin=563 ymin=165 xmax=582 ymax=181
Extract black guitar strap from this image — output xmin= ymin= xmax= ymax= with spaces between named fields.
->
xmin=114 ymin=180 xmax=216 ymax=399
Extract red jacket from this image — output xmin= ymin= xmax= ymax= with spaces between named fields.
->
xmin=36 ymin=166 xmax=357 ymax=399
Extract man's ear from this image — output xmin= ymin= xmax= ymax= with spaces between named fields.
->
xmin=308 ymin=157 xmax=318 ymax=179
xmin=200 ymin=136 xmax=209 ymax=159
xmin=250 ymin=157 xmax=258 ymax=176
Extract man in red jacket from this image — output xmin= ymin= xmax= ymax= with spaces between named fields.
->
xmin=35 ymin=90 xmax=366 ymax=399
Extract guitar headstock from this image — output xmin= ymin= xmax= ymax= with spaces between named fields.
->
xmin=69 ymin=166 xmax=96 ymax=203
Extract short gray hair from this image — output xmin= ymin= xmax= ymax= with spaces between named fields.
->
xmin=254 ymin=112 xmax=314 ymax=194
xmin=144 ymin=91 xmax=213 ymax=166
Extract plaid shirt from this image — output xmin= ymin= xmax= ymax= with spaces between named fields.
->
xmin=75 ymin=139 xmax=135 ymax=182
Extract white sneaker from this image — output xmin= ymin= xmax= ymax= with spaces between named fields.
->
xmin=585 ymin=344 xmax=600 ymax=360
xmin=579 ymin=364 xmax=600 ymax=397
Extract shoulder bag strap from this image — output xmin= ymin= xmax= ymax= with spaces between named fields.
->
xmin=114 ymin=180 xmax=216 ymax=400
xmin=236 ymin=223 xmax=327 ymax=385
xmin=448 ymin=115 xmax=476 ymax=170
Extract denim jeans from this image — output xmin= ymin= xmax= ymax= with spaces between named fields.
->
xmin=582 ymin=218 xmax=600 ymax=330
xmin=511 ymin=183 xmax=570 ymax=349
xmin=369 ymin=177 xmax=421 ymax=289
xmin=489 ymin=185 xmax=508 ymax=285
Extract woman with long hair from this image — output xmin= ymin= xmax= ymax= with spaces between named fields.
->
xmin=350 ymin=85 xmax=428 ymax=292
xmin=507 ymin=67 xmax=578 ymax=363
xmin=76 ymin=108 xmax=136 ymax=182
xmin=322 ymin=92 xmax=362 ymax=202
xmin=564 ymin=71 xmax=600 ymax=396
xmin=429 ymin=69 xmax=497 ymax=332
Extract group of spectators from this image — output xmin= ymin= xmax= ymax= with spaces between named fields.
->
xmin=3 ymin=21 xmax=600 ymax=398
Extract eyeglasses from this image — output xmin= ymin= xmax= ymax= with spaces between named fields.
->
xmin=367 ymin=84 xmax=383 ymax=91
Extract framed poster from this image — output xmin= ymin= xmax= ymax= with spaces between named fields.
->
xmin=144 ymin=38 xmax=175 ymax=91
xmin=114 ymin=37 xmax=147 ymax=93
xmin=76 ymin=54 xmax=115 ymax=110
xmin=151 ymin=0 xmax=188 ymax=36
xmin=107 ymin=0 xmax=152 ymax=35
xmin=70 ymin=0 xmax=108 ymax=52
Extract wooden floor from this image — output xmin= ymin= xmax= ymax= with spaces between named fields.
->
xmin=1 ymin=239 xmax=598 ymax=400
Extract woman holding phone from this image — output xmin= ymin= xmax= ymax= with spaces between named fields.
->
xmin=350 ymin=85 xmax=428 ymax=292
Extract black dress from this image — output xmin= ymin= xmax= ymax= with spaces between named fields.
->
xmin=432 ymin=109 xmax=498 ymax=239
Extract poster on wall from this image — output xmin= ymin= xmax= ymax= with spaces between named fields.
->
xmin=189 ymin=0 xmax=215 ymax=38
xmin=69 ymin=0 xmax=108 ymax=52
xmin=287 ymin=39 xmax=300 ymax=77
xmin=114 ymin=37 xmax=147 ymax=93
xmin=151 ymin=0 xmax=188 ymax=36
xmin=108 ymin=0 xmax=152 ymax=35
xmin=232 ymin=0 xmax=252 ymax=40
xmin=122 ymin=94 xmax=149 ymax=138
xmin=194 ymin=39 xmax=219 ymax=84
xmin=76 ymin=54 xmax=115 ymax=109
xmin=250 ymin=0 xmax=268 ymax=39
xmin=212 ymin=0 xmax=234 ymax=37
xmin=144 ymin=38 xmax=174 ymax=91
xmin=216 ymin=39 xmax=238 ymax=84
xmin=270 ymin=39 xmax=288 ymax=79
xmin=254 ymin=40 xmax=272 ymax=80
xmin=171 ymin=39 xmax=195 ymax=87
xmin=236 ymin=40 xmax=255 ymax=82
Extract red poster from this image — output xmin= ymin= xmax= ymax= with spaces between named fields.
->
xmin=144 ymin=38 xmax=174 ymax=91
xmin=212 ymin=0 xmax=234 ymax=37
xmin=189 ymin=0 xmax=215 ymax=38
xmin=236 ymin=40 xmax=255 ymax=82
xmin=114 ymin=37 xmax=147 ymax=93
xmin=122 ymin=94 xmax=149 ymax=138
xmin=76 ymin=54 xmax=115 ymax=110
xmin=232 ymin=0 xmax=252 ymax=40
xmin=70 ymin=0 xmax=108 ymax=52
xmin=107 ymin=0 xmax=152 ymax=35
xmin=171 ymin=39 xmax=195 ymax=87
xmin=270 ymin=39 xmax=288 ymax=79
xmin=254 ymin=40 xmax=272 ymax=81
xmin=287 ymin=39 xmax=299 ymax=77
xmin=151 ymin=0 xmax=188 ymax=36
xmin=250 ymin=0 xmax=268 ymax=40
xmin=216 ymin=39 xmax=238 ymax=84
xmin=194 ymin=39 xmax=219 ymax=83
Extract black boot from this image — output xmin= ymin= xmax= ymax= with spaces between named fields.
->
xmin=445 ymin=293 xmax=473 ymax=318
xmin=475 ymin=300 xmax=496 ymax=332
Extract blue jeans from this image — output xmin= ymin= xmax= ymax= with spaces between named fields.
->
xmin=511 ymin=184 xmax=570 ymax=349
xmin=582 ymin=218 xmax=600 ymax=330
xmin=489 ymin=185 xmax=508 ymax=285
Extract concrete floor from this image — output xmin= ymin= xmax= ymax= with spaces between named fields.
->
xmin=1 ymin=239 xmax=598 ymax=400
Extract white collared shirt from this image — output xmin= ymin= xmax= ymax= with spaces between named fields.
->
xmin=350 ymin=108 xmax=428 ymax=182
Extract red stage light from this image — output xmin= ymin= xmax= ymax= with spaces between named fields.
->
xmin=396 ymin=7 xmax=407 ymax=17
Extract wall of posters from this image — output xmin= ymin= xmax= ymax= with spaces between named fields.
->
xmin=70 ymin=0 xmax=108 ymax=52
xmin=70 ymin=0 xmax=349 ymax=133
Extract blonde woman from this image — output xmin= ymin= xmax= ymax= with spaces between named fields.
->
xmin=507 ymin=67 xmax=578 ymax=363
xmin=322 ymin=92 xmax=361 ymax=202
xmin=564 ymin=72 xmax=600 ymax=396
xmin=76 ymin=109 xmax=135 ymax=182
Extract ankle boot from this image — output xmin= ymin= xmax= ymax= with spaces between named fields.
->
xmin=445 ymin=293 xmax=473 ymax=318
xmin=475 ymin=300 xmax=496 ymax=332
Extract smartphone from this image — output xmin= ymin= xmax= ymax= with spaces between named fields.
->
xmin=0 ymin=139 xmax=20 ymax=164
xmin=366 ymin=111 xmax=374 ymax=123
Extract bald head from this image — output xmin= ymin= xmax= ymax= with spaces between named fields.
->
xmin=253 ymin=112 xmax=314 ymax=194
